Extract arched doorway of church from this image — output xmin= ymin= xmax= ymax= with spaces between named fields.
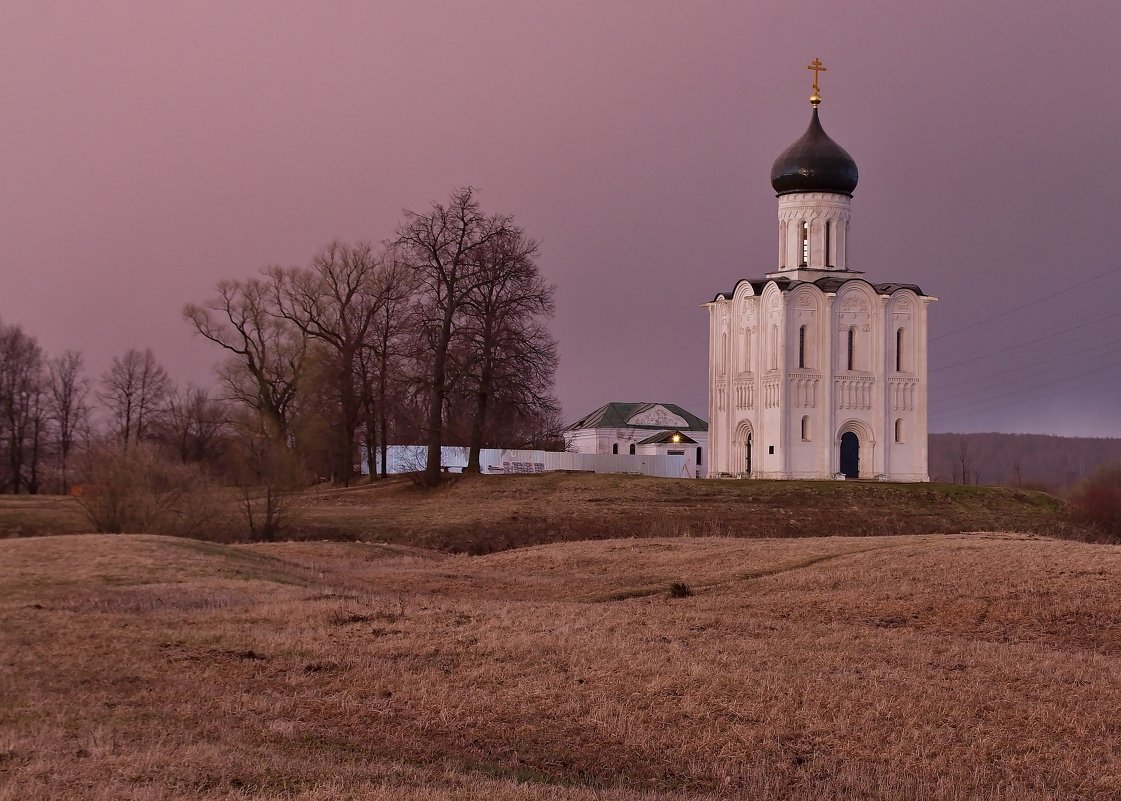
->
xmin=734 ymin=422 xmax=753 ymax=477
xmin=840 ymin=432 xmax=859 ymax=478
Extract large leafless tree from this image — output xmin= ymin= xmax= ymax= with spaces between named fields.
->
xmin=46 ymin=350 xmax=90 ymax=491
xmin=395 ymin=187 xmax=513 ymax=485
xmin=99 ymin=348 xmax=171 ymax=447
xmin=0 ymin=321 xmax=46 ymax=493
xmin=460 ymin=228 xmax=559 ymax=472
xmin=356 ymin=248 xmax=417 ymax=479
xmin=185 ymin=278 xmax=307 ymax=444
xmin=268 ymin=242 xmax=385 ymax=485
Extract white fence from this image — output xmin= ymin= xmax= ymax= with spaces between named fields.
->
xmin=360 ymin=446 xmax=694 ymax=479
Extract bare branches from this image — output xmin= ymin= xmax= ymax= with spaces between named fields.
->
xmin=395 ymin=186 xmax=520 ymax=485
xmin=98 ymin=348 xmax=171 ymax=447
xmin=184 ymin=278 xmax=306 ymax=443
xmin=0 ymin=321 xmax=47 ymax=493
xmin=177 ymin=187 xmax=558 ymax=490
xmin=267 ymin=242 xmax=387 ymax=484
xmin=46 ymin=351 xmax=90 ymax=491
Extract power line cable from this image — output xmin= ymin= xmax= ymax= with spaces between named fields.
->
xmin=929 ymin=309 xmax=1121 ymax=373
xmin=933 ymin=362 xmax=1121 ymax=416
xmin=930 ymin=263 xmax=1121 ymax=343
xmin=930 ymin=343 xmax=1121 ymax=401
xmin=931 ymin=368 xmax=1121 ymax=420
xmin=930 ymin=338 xmax=1121 ymax=393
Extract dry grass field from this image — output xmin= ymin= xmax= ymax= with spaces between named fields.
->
xmin=3 ymin=531 xmax=1120 ymax=800
xmin=296 ymin=474 xmax=1080 ymax=551
xmin=0 ymin=474 xmax=1081 ymax=550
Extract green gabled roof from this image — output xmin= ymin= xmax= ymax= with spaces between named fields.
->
xmin=566 ymin=402 xmax=708 ymax=432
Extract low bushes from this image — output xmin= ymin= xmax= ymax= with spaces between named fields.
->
xmin=1068 ymin=464 xmax=1121 ymax=542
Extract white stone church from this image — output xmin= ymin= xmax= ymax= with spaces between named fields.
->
xmin=705 ymin=70 xmax=935 ymax=481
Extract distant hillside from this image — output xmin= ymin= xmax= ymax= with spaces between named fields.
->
xmin=929 ymin=433 xmax=1121 ymax=489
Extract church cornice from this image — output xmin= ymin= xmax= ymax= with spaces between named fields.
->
xmin=711 ymin=276 xmax=933 ymax=303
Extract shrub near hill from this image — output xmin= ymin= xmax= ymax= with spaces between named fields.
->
xmin=1068 ymin=463 xmax=1121 ymax=542
xmin=74 ymin=441 xmax=229 ymax=537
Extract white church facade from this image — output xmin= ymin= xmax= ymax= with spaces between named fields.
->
xmin=705 ymin=64 xmax=935 ymax=481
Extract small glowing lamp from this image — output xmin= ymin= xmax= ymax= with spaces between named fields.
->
xmin=672 ymin=433 xmax=681 ymax=443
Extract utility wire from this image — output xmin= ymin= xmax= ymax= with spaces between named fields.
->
xmin=930 ymin=344 xmax=1121 ymax=401
xmin=933 ymin=362 xmax=1121 ymax=416
xmin=930 ymin=263 xmax=1121 ymax=343
xmin=931 ymin=368 xmax=1121 ymax=420
xmin=929 ymin=309 xmax=1121 ymax=373
xmin=930 ymin=338 xmax=1121 ymax=393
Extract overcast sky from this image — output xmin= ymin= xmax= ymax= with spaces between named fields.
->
xmin=2 ymin=1 xmax=1120 ymax=436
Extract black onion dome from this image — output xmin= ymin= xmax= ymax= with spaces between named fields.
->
xmin=770 ymin=107 xmax=858 ymax=196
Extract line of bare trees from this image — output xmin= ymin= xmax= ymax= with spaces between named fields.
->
xmin=0 ymin=187 xmax=559 ymax=497
xmin=0 ymin=324 xmax=230 ymax=495
xmin=184 ymin=186 xmax=560 ymax=487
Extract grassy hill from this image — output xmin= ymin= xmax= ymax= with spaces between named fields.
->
xmin=275 ymin=474 xmax=1081 ymax=552
xmin=0 ymin=474 xmax=1083 ymax=552
xmin=2 ymin=532 xmax=1120 ymax=800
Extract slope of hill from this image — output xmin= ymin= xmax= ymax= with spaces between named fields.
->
xmin=0 ymin=473 xmax=1083 ymax=551
xmin=929 ymin=432 xmax=1121 ymax=488
xmin=3 ymin=533 xmax=1119 ymax=800
xmin=299 ymin=474 xmax=1081 ymax=553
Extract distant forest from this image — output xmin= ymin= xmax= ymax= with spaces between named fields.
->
xmin=928 ymin=433 xmax=1121 ymax=490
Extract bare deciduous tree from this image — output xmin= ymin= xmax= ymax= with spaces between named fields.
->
xmin=357 ymin=248 xmax=417 ymax=479
xmin=159 ymin=384 xmax=230 ymax=466
xmin=0 ymin=321 xmax=47 ymax=493
xmin=46 ymin=350 xmax=90 ymax=492
xmin=956 ymin=439 xmax=974 ymax=485
xmin=459 ymin=228 xmax=559 ymax=472
xmin=185 ymin=279 xmax=306 ymax=444
xmin=268 ymin=242 xmax=385 ymax=484
xmin=229 ymin=432 xmax=307 ymax=541
xmin=395 ymin=187 xmax=513 ymax=485
xmin=99 ymin=348 xmax=171 ymax=447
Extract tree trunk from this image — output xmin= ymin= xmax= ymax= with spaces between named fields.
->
xmin=378 ymin=349 xmax=389 ymax=480
xmin=425 ymin=301 xmax=456 ymax=486
xmin=363 ymin=395 xmax=377 ymax=479
xmin=337 ymin=350 xmax=357 ymax=486
xmin=465 ymin=336 xmax=495 ymax=473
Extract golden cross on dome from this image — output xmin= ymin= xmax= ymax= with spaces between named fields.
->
xmin=807 ymin=58 xmax=826 ymax=105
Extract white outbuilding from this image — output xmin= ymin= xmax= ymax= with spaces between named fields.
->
xmin=564 ymin=402 xmax=709 ymax=476
xmin=705 ymin=68 xmax=935 ymax=481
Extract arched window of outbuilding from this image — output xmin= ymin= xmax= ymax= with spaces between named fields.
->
xmin=612 ymin=443 xmax=619 ymax=455
xmin=629 ymin=443 xmax=635 ymax=455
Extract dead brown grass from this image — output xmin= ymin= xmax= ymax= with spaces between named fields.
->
xmin=295 ymin=473 xmax=1078 ymax=552
xmin=2 ymin=532 xmax=1120 ymax=800
xmin=0 ymin=495 xmax=86 ymax=538
xmin=0 ymin=473 xmax=1081 ymax=550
